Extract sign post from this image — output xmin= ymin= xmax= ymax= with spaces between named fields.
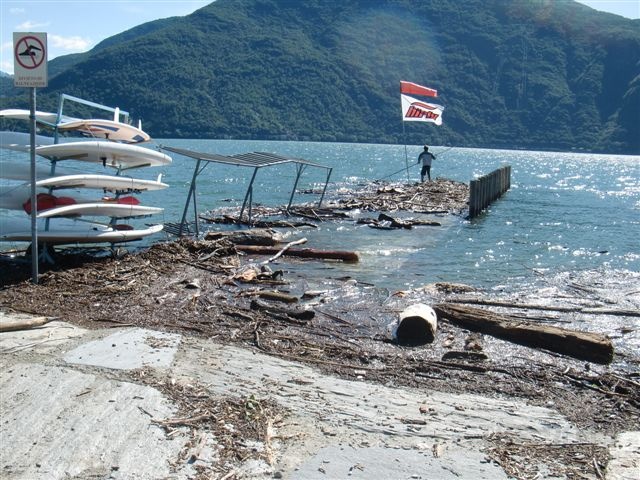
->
xmin=14 ymin=32 xmax=48 ymax=284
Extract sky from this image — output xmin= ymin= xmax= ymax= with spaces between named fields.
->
xmin=1 ymin=0 xmax=638 ymax=75
xmin=1 ymin=0 xmax=210 ymax=74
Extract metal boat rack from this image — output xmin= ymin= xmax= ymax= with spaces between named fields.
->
xmin=160 ymin=145 xmax=333 ymax=237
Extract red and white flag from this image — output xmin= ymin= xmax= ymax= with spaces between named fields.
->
xmin=400 ymin=81 xmax=437 ymax=98
xmin=401 ymin=94 xmax=444 ymax=125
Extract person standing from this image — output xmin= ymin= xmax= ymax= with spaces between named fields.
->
xmin=418 ymin=145 xmax=436 ymax=182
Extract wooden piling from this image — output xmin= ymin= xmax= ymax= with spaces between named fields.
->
xmin=468 ymin=165 xmax=511 ymax=219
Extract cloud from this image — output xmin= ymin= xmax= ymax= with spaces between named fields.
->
xmin=49 ymin=34 xmax=92 ymax=52
xmin=10 ymin=8 xmax=26 ymax=14
xmin=15 ymin=20 xmax=51 ymax=30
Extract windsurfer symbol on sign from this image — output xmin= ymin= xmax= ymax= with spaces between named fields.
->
xmin=14 ymin=34 xmax=47 ymax=74
xmin=19 ymin=43 xmax=42 ymax=61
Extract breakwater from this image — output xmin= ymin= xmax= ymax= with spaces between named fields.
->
xmin=468 ymin=165 xmax=511 ymax=219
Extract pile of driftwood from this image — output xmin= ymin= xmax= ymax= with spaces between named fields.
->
xmin=205 ymin=230 xmax=360 ymax=263
xmin=199 ymin=178 xmax=469 ymax=229
xmin=328 ymin=178 xmax=469 ymax=214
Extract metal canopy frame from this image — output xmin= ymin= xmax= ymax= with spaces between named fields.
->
xmin=161 ymin=145 xmax=333 ymax=236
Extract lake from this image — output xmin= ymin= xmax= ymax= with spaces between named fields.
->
xmin=2 ymin=140 xmax=639 ymax=361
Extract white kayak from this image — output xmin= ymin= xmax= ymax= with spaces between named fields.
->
xmin=57 ymin=118 xmax=150 ymax=143
xmin=36 ymin=203 xmax=163 ymax=219
xmin=0 ymin=185 xmax=51 ymax=210
xmin=35 ymin=141 xmax=172 ymax=168
xmin=0 ymin=217 xmax=164 ymax=244
xmin=0 ymin=110 xmax=149 ymax=143
xmin=0 ymin=160 xmax=73 ymax=181
xmin=0 ymin=109 xmax=78 ymax=124
xmin=1 ymin=186 xmax=161 ymax=218
xmin=0 ymin=131 xmax=55 ymax=152
xmin=35 ymin=173 xmax=169 ymax=192
xmin=0 ymin=165 xmax=167 ymax=191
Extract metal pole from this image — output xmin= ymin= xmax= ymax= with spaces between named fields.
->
xmin=179 ymin=158 xmax=202 ymax=236
xmin=192 ymin=179 xmax=199 ymax=237
xmin=29 ymin=87 xmax=38 ymax=284
xmin=239 ymin=167 xmax=259 ymax=222
xmin=402 ymin=121 xmax=410 ymax=183
xmin=286 ymin=164 xmax=305 ymax=212
xmin=318 ymin=168 xmax=332 ymax=207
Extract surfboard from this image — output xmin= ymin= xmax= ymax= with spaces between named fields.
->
xmin=0 ymin=110 xmax=148 ymax=143
xmin=34 ymin=174 xmax=169 ymax=192
xmin=36 ymin=203 xmax=163 ymax=219
xmin=0 ymin=109 xmax=78 ymax=124
xmin=0 ymin=217 xmax=164 ymax=244
xmin=0 ymin=160 xmax=72 ymax=181
xmin=35 ymin=141 xmax=172 ymax=168
xmin=1 ymin=186 xmax=95 ymax=211
xmin=0 ymin=131 xmax=55 ymax=152
xmin=56 ymin=119 xmax=150 ymax=143
xmin=1 ymin=186 xmax=154 ymax=213
xmin=0 ymin=185 xmax=49 ymax=210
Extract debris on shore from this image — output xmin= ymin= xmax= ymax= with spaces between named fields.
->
xmin=1 ymin=237 xmax=637 ymax=443
xmin=0 ymin=177 xmax=638 ymax=479
xmin=200 ymin=178 xmax=470 ymax=227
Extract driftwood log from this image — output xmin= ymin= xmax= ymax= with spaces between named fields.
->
xmin=235 ymin=245 xmax=359 ymax=263
xmin=202 ymin=215 xmax=317 ymax=229
xmin=0 ymin=316 xmax=54 ymax=332
xmin=358 ymin=213 xmax=442 ymax=230
xmin=242 ymin=290 xmax=298 ymax=304
xmin=250 ymin=299 xmax=315 ymax=321
xmin=433 ymin=304 xmax=614 ymax=364
xmin=204 ymin=229 xmax=279 ymax=246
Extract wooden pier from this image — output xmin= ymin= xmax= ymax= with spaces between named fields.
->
xmin=468 ymin=165 xmax=511 ymax=219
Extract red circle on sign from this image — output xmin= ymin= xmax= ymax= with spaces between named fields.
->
xmin=15 ymin=35 xmax=46 ymax=69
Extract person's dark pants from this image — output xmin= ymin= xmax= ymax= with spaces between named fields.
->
xmin=421 ymin=165 xmax=431 ymax=181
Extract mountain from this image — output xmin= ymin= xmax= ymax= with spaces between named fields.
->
xmin=2 ymin=0 xmax=639 ymax=153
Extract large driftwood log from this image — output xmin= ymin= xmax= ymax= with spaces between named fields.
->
xmin=449 ymin=297 xmax=640 ymax=317
xmin=261 ymin=238 xmax=307 ymax=264
xmin=235 ymin=245 xmax=359 ymax=263
xmin=433 ymin=304 xmax=614 ymax=364
xmin=0 ymin=316 xmax=54 ymax=332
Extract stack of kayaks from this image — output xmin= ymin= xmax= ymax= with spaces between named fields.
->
xmin=0 ymin=108 xmax=171 ymax=245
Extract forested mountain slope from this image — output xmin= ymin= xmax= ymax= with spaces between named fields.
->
xmin=2 ymin=0 xmax=638 ymax=153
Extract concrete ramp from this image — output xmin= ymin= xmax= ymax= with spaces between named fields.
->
xmin=64 ymin=328 xmax=181 ymax=370
xmin=0 ymin=363 xmax=187 ymax=479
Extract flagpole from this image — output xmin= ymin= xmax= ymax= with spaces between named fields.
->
xmin=402 ymin=121 xmax=410 ymax=183
xmin=400 ymin=81 xmax=441 ymax=185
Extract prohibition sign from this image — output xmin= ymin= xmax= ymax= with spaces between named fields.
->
xmin=15 ymin=35 xmax=46 ymax=69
